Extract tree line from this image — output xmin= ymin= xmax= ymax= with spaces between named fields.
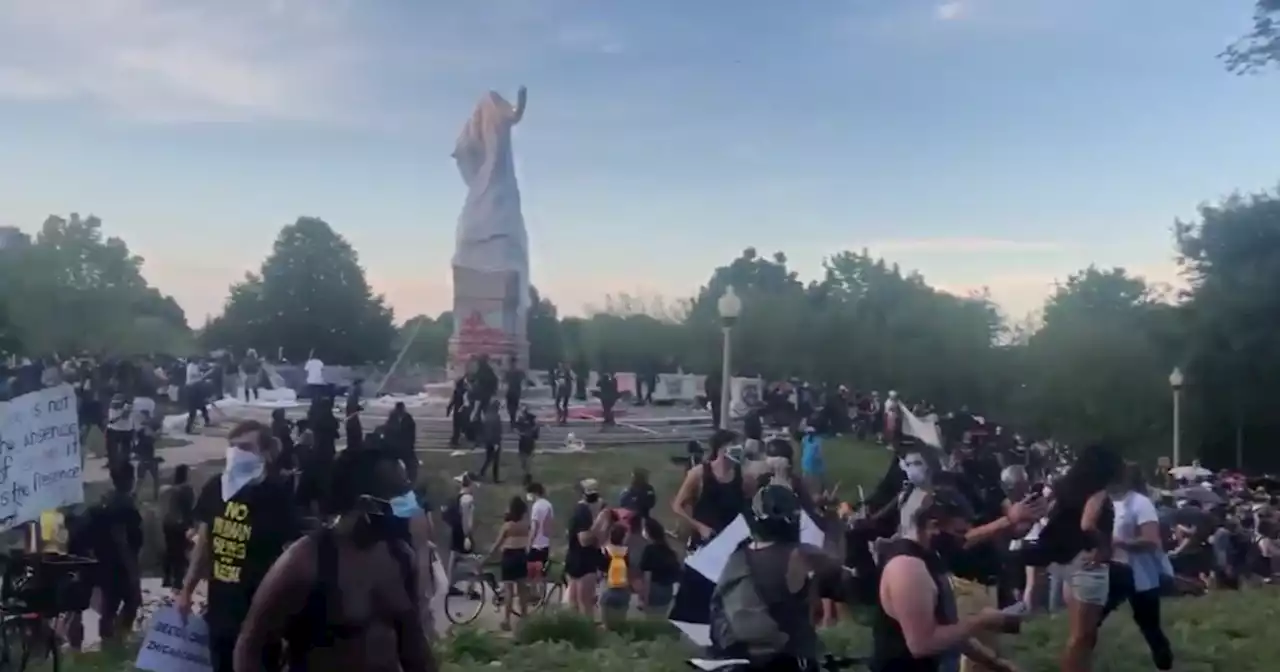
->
xmin=4 ymin=186 xmax=1280 ymax=470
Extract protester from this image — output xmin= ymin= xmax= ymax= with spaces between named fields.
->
xmin=600 ymin=523 xmax=631 ymax=627
xmin=444 ymin=473 xmax=476 ymax=583
xmin=672 ymin=429 xmax=746 ymax=551
xmin=565 ymin=478 xmax=607 ymax=618
xmin=104 ymin=393 xmax=133 ymax=467
xmin=637 ymin=517 xmax=679 ymax=614
xmin=241 ymin=348 xmax=262 ymax=401
xmin=504 ymin=357 xmax=525 ymax=427
xmin=485 ymin=496 xmax=530 ymax=631
xmin=709 ymin=483 xmax=855 ymax=672
xmin=387 ymin=401 xmax=419 ymax=483
xmin=514 ymin=405 xmax=539 ymax=481
xmin=234 ymin=447 xmax=436 ymax=672
xmin=161 ymin=465 xmax=196 ymax=589
xmin=1105 ymin=463 xmax=1174 ymax=670
xmin=872 ymin=486 xmax=1019 ymax=672
xmin=177 ymin=420 xmax=300 ymax=672
xmin=477 ymin=400 xmax=504 ymax=483
xmin=88 ymin=462 xmax=143 ymax=648
xmin=304 ymin=352 xmax=326 ymax=399
xmin=526 ymin=481 xmax=554 ymax=568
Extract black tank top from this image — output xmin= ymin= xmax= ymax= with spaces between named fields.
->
xmin=692 ymin=462 xmax=745 ymax=544
xmin=870 ymin=539 xmax=958 ymax=672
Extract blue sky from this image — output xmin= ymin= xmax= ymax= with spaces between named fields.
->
xmin=1 ymin=0 xmax=1277 ymax=325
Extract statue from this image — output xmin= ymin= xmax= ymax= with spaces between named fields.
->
xmin=447 ymin=87 xmax=531 ymax=379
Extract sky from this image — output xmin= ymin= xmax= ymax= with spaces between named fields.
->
xmin=1 ymin=0 xmax=1277 ymax=326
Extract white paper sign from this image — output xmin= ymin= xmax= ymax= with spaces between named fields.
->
xmin=684 ymin=512 xmax=825 ymax=584
xmin=0 ymin=384 xmax=83 ymax=530
xmin=135 ymin=606 xmax=213 ymax=672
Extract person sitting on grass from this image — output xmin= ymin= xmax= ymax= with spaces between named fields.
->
xmin=601 ymin=523 xmax=632 ymax=628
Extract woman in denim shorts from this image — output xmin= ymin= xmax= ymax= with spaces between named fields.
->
xmin=1041 ymin=444 xmax=1124 ymax=672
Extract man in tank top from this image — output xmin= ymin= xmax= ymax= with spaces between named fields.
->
xmin=672 ymin=429 xmax=748 ymax=550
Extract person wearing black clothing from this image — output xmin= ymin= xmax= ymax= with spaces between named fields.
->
xmin=446 ymin=376 xmax=470 ymax=446
xmin=672 ymin=429 xmax=746 ymax=551
xmin=638 ymin=518 xmax=679 ymax=613
xmin=708 ymin=484 xmax=856 ymax=672
xmin=270 ymin=408 xmax=295 ymax=469
xmin=598 ymin=372 xmax=619 ymax=426
xmin=1030 ymin=443 xmax=1122 ymax=672
xmin=88 ymin=463 xmax=144 ymax=646
xmin=345 ymin=379 xmax=365 ymax=452
xmin=387 ymin=401 xmax=418 ymax=483
xmin=241 ymin=349 xmax=262 ymax=401
xmin=704 ymin=372 xmax=723 ymax=429
xmin=514 ymin=406 xmax=539 ymax=481
xmin=476 ymin=401 xmax=504 ymax=483
xmin=551 ymin=362 xmax=573 ymax=425
xmin=177 ymin=420 xmax=301 ymax=672
xmin=470 ymin=356 xmax=498 ymax=424
xmin=162 ymin=465 xmax=196 ymax=588
xmin=564 ymin=479 xmax=607 ymax=618
xmin=504 ymin=358 xmax=525 ymax=427
xmin=133 ymin=410 xmax=161 ymax=501
xmin=872 ymin=487 xmax=1018 ymax=672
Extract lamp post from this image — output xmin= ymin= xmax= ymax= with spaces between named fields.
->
xmin=1169 ymin=367 xmax=1184 ymax=467
xmin=717 ymin=285 xmax=742 ymax=430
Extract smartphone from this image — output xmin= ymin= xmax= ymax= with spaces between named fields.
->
xmin=999 ymin=602 xmax=1031 ymax=617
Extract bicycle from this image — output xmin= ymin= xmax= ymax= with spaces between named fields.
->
xmin=444 ymin=554 xmax=528 ymax=626
xmin=523 ymin=558 xmax=565 ymax=612
xmin=0 ymin=551 xmax=96 ymax=672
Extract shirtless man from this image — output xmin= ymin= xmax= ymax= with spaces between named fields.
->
xmin=234 ymin=449 xmax=437 ymax=672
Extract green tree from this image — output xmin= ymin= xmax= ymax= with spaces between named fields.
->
xmin=1222 ymin=1 xmax=1280 ymax=74
xmin=1177 ymin=188 xmax=1280 ymax=470
xmin=1012 ymin=267 xmax=1175 ymax=460
xmin=0 ymin=300 xmax=21 ymax=357
xmin=0 ymin=214 xmax=191 ymax=355
xmin=527 ymin=287 xmax=564 ymax=370
xmin=202 ymin=217 xmax=395 ymax=363
xmin=396 ymin=313 xmax=451 ymax=366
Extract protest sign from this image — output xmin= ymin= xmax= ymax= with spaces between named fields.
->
xmin=0 ymin=384 xmax=83 ymax=530
xmin=135 ymin=606 xmax=213 ymax=672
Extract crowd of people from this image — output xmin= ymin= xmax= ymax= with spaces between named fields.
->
xmin=10 ymin=351 xmax=1280 ymax=672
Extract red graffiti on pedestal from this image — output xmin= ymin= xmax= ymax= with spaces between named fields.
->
xmin=452 ymin=310 xmax=514 ymax=360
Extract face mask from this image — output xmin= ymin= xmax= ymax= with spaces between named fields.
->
xmin=390 ymin=492 xmax=421 ymax=519
xmin=904 ymin=464 xmax=929 ymax=486
xmin=584 ymin=493 xmax=600 ymax=504
xmin=526 ymin=493 xmax=536 ymax=502
xmin=221 ymin=446 xmax=265 ymax=501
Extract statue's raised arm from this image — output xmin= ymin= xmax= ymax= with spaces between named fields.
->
xmin=512 ymin=85 xmax=528 ymax=125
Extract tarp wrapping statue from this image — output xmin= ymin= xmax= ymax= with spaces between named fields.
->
xmin=448 ymin=87 xmax=531 ymax=379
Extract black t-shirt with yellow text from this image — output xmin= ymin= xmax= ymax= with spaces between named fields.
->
xmin=196 ymin=477 xmax=301 ymax=635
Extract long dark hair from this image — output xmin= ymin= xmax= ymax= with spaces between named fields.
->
xmin=643 ymin=517 xmax=671 ymax=550
xmin=1054 ymin=443 xmax=1123 ymax=509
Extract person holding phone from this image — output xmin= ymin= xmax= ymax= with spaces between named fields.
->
xmin=872 ymin=487 xmax=1022 ymax=672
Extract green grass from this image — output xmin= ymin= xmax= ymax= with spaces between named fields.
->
xmin=36 ymin=438 xmax=1280 ymax=671
xmin=45 ymin=589 xmax=1280 ymax=671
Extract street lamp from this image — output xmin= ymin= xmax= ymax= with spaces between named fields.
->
xmin=717 ymin=286 xmax=742 ymax=430
xmin=1169 ymin=367 xmax=1184 ymax=466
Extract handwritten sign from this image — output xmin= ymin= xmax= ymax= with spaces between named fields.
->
xmin=135 ymin=606 xmax=213 ymax=672
xmin=0 ymin=384 xmax=83 ymax=530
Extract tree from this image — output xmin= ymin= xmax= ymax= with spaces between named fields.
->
xmin=1222 ymin=1 xmax=1280 ymax=74
xmin=396 ymin=313 xmax=451 ymax=366
xmin=527 ymin=287 xmax=564 ymax=369
xmin=202 ymin=217 xmax=396 ymax=363
xmin=1176 ymin=188 xmax=1280 ymax=470
xmin=0 ymin=214 xmax=191 ymax=355
xmin=0 ymin=300 xmax=21 ymax=357
xmin=1012 ymin=267 xmax=1176 ymax=460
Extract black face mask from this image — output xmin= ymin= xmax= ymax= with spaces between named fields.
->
xmin=584 ymin=493 xmax=600 ymax=505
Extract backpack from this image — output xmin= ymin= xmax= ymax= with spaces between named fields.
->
xmin=605 ymin=546 xmax=629 ymax=589
xmin=709 ymin=545 xmax=789 ymax=660
xmin=301 ymin=528 xmax=418 ymax=648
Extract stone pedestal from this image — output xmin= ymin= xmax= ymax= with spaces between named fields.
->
xmin=446 ymin=266 xmax=528 ymax=381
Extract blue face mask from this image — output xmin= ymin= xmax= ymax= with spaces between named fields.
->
xmin=390 ymin=492 xmax=421 ymax=519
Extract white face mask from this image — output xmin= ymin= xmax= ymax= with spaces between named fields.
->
xmin=221 ymin=446 xmax=265 ymax=500
xmin=901 ymin=457 xmax=929 ymax=486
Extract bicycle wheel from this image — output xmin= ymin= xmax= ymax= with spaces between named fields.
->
xmin=540 ymin=580 xmax=564 ymax=611
xmin=444 ymin=574 xmax=487 ymax=625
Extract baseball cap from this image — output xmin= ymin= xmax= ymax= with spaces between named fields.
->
xmin=580 ymin=478 xmax=600 ymax=495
